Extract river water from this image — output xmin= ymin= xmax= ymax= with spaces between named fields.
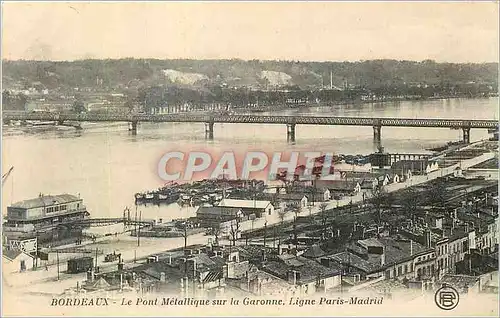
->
xmin=2 ymin=97 xmax=498 ymax=222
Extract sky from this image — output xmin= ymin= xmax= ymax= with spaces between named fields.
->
xmin=1 ymin=1 xmax=499 ymax=63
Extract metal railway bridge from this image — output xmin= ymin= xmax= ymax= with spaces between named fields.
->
xmin=3 ymin=111 xmax=498 ymax=144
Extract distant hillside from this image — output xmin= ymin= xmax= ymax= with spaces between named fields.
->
xmin=2 ymin=58 xmax=498 ymax=91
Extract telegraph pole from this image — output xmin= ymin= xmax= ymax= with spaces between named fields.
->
xmin=137 ymin=210 xmax=142 ymax=247
xmin=184 ymin=223 xmax=188 ymax=250
xmin=56 ymin=250 xmax=60 ymax=281
xmin=135 ymin=205 xmax=138 ymax=243
xmin=95 ymin=247 xmax=98 ymax=268
xmin=263 ymin=221 xmax=267 ymax=247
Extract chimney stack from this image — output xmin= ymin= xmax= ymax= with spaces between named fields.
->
xmin=424 ymin=229 xmax=432 ymax=248
xmin=367 ymin=246 xmax=385 ymax=266
xmin=186 ymin=259 xmax=197 ymax=278
xmin=118 ymin=260 xmax=124 ymax=271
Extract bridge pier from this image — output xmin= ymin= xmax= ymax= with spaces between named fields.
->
xmin=373 ymin=125 xmax=382 ymax=146
xmin=462 ymin=127 xmax=471 ymax=144
xmin=129 ymin=121 xmax=138 ymax=135
xmin=205 ymin=122 xmax=214 ymax=140
xmin=287 ymin=123 xmax=296 ymax=143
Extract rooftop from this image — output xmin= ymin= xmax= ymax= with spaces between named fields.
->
xmin=336 ymin=236 xmax=433 ymax=273
xmin=2 ymin=249 xmax=31 ymax=261
xmin=196 ymin=206 xmax=242 ymax=216
xmin=327 ymin=251 xmax=380 ymax=273
xmin=439 ymin=274 xmax=480 ymax=291
xmin=302 ymin=245 xmax=327 ymax=259
xmin=262 ymin=255 xmax=340 ymax=285
xmin=315 ymin=180 xmax=360 ymax=190
xmin=9 ymin=194 xmax=81 ymax=209
xmin=276 ymin=193 xmax=307 ymax=201
xmin=219 ymin=199 xmax=271 ymax=210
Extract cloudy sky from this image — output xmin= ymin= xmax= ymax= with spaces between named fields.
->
xmin=2 ymin=1 xmax=498 ymax=62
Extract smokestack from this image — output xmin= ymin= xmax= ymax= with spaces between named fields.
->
xmin=330 ymin=71 xmax=333 ymax=90
xmin=160 ymin=272 xmax=166 ymax=283
xmin=410 ymin=240 xmax=413 ymax=256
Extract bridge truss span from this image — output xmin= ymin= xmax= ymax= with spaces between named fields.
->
xmin=2 ymin=111 xmax=497 ymax=143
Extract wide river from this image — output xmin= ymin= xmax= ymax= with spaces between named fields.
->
xmin=2 ymin=97 xmax=498 ymax=222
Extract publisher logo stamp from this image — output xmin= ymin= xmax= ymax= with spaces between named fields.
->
xmin=434 ymin=284 xmax=459 ymax=310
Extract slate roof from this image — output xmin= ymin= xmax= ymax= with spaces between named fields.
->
xmin=439 ymin=274 xmax=480 ymax=291
xmin=234 ymin=245 xmax=276 ymax=261
xmin=10 ymin=194 xmax=81 ymax=209
xmin=376 ymin=237 xmax=431 ymax=266
xmin=302 ymin=245 xmax=326 ymax=258
xmin=262 ymin=255 xmax=340 ymax=285
xmin=329 ymin=236 xmax=433 ymax=274
xmin=327 ymin=251 xmax=379 ymax=273
xmin=2 ymin=249 xmax=23 ymax=261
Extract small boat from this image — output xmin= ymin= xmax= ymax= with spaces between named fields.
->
xmin=158 ymin=194 xmax=169 ymax=200
xmin=26 ymin=121 xmax=57 ymax=126
xmin=145 ymin=193 xmax=154 ymax=200
xmin=135 ymin=193 xmax=144 ymax=200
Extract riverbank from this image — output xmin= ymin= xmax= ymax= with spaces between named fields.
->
xmin=231 ymin=95 xmax=499 ymax=114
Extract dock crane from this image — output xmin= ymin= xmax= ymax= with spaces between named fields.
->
xmin=2 ymin=166 xmax=14 ymax=187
